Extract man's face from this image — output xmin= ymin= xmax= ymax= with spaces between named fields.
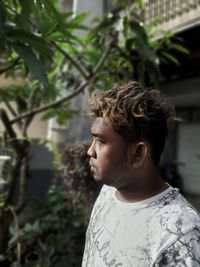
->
xmin=87 ymin=117 xmax=134 ymax=188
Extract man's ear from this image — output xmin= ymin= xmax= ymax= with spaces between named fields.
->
xmin=132 ymin=141 xmax=148 ymax=168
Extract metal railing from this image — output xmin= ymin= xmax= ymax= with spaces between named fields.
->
xmin=133 ymin=0 xmax=200 ymax=30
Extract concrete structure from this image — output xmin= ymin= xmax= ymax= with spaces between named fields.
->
xmin=123 ymin=1 xmax=200 ymax=200
xmin=141 ymin=0 xmax=200 ymax=205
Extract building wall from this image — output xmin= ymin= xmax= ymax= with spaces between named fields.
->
xmin=161 ymin=77 xmax=200 ymax=195
xmin=0 ymin=75 xmax=48 ymax=139
xmin=161 ymin=77 xmax=200 ymax=108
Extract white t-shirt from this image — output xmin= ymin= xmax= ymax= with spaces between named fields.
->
xmin=82 ymin=185 xmax=200 ymax=267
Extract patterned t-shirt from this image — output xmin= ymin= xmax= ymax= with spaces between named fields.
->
xmin=82 ymin=185 xmax=200 ymax=267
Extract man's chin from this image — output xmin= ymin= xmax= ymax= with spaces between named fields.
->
xmin=93 ymin=175 xmax=101 ymax=182
xmin=93 ymin=176 xmax=114 ymax=187
xmin=92 ymin=173 xmax=105 ymax=183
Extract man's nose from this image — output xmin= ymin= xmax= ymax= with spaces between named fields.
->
xmin=87 ymin=141 xmax=96 ymax=158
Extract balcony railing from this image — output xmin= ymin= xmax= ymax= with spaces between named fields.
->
xmin=134 ymin=0 xmax=200 ymax=32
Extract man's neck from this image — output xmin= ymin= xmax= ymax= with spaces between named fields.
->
xmin=116 ymin=173 xmax=169 ymax=203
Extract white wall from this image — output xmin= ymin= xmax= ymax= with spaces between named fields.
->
xmin=73 ymin=0 xmax=103 ymax=19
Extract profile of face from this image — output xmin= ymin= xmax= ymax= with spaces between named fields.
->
xmin=87 ymin=117 xmax=145 ymax=189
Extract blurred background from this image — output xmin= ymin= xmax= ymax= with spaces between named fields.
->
xmin=0 ymin=0 xmax=200 ymax=266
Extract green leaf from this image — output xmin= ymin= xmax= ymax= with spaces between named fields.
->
xmin=16 ymin=96 xmax=28 ymax=113
xmin=42 ymin=0 xmax=67 ymax=35
xmin=145 ymin=61 xmax=160 ymax=88
xmin=42 ymin=20 xmax=57 ymax=38
xmin=169 ymin=43 xmax=189 ymax=54
xmin=71 ymin=12 xmax=88 ymax=24
xmin=68 ymin=12 xmax=89 ymax=30
xmin=122 ymin=16 xmax=128 ymax=38
xmin=17 ymin=0 xmax=34 ymax=29
xmin=136 ymin=61 xmax=145 ymax=87
xmin=129 ymin=20 xmax=158 ymax=64
xmin=11 ymin=0 xmax=18 ymax=9
xmin=0 ymin=3 xmax=5 ymax=27
xmin=11 ymin=42 xmax=48 ymax=88
xmin=19 ymin=0 xmax=34 ymax=18
xmin=161 ymin=51 xmax=180 ymax=65
xmin=136 ymin=0 xmax=145 ymax=9
xmin=7 ymin=29 xmax=52 ymax=56
xmin=90 ymin=13 xmax=119 ymax=37
xmin=41 ymin=110 xmax=57 ymax=120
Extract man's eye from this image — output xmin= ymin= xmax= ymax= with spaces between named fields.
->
xmin=96 ymin=139 xmax=104 ymax=144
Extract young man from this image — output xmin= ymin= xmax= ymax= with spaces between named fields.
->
xmin=82 ymin=81 xmax=200 ymax=267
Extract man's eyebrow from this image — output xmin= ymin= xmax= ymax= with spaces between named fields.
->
xmin=91 ymin=132 xmax=104 ymax=138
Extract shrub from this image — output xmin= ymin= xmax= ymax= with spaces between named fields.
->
xmin=8 ymin=141 xmax=100 ymax=267
xmin=62 ymin=140 xmax=101 ymax=212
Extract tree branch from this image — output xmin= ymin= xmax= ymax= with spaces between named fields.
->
xmin=2 ymin=97 xmax=23 ymax=129
xmin=2 ymin=97 xmax=17 ymax=118
xmin=10 ymin=79 xmax=93 ymax=124
xmin=93 ymin=39 xmax=114 ymax=75
xmin=15 ymin=156 xmax=28 ymax=215
xmin=0 ymin=109 xmax=24 ymax=157
xmin=52 ymin=42 xmax=90 ymax=79
xmin=0 ymin=57 xmax=20 ymax=75
xmin=10 ymin=39 xmax=114 ymax=125
xmin=22 ymin=89 xmax=43 ymax=135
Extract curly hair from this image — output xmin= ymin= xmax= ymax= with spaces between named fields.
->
xmin=89 ymin=81 xmax=175 ymax=165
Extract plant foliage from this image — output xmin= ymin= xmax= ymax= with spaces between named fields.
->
xmin=7 ymin=141 xmax=98 ymax=267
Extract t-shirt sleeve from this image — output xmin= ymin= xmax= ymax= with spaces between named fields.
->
xmin=154 ymin=228 xmax=200 ymax=267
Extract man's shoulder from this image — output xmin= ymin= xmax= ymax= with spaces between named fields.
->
xmin=160 ymin=190 xmax=200 ymax=233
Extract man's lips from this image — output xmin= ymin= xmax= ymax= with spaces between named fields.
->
xmin=89 ymin=161 xmax=96 ymax=171
xmin=89 ymin=160 xmax=94 ymax=167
